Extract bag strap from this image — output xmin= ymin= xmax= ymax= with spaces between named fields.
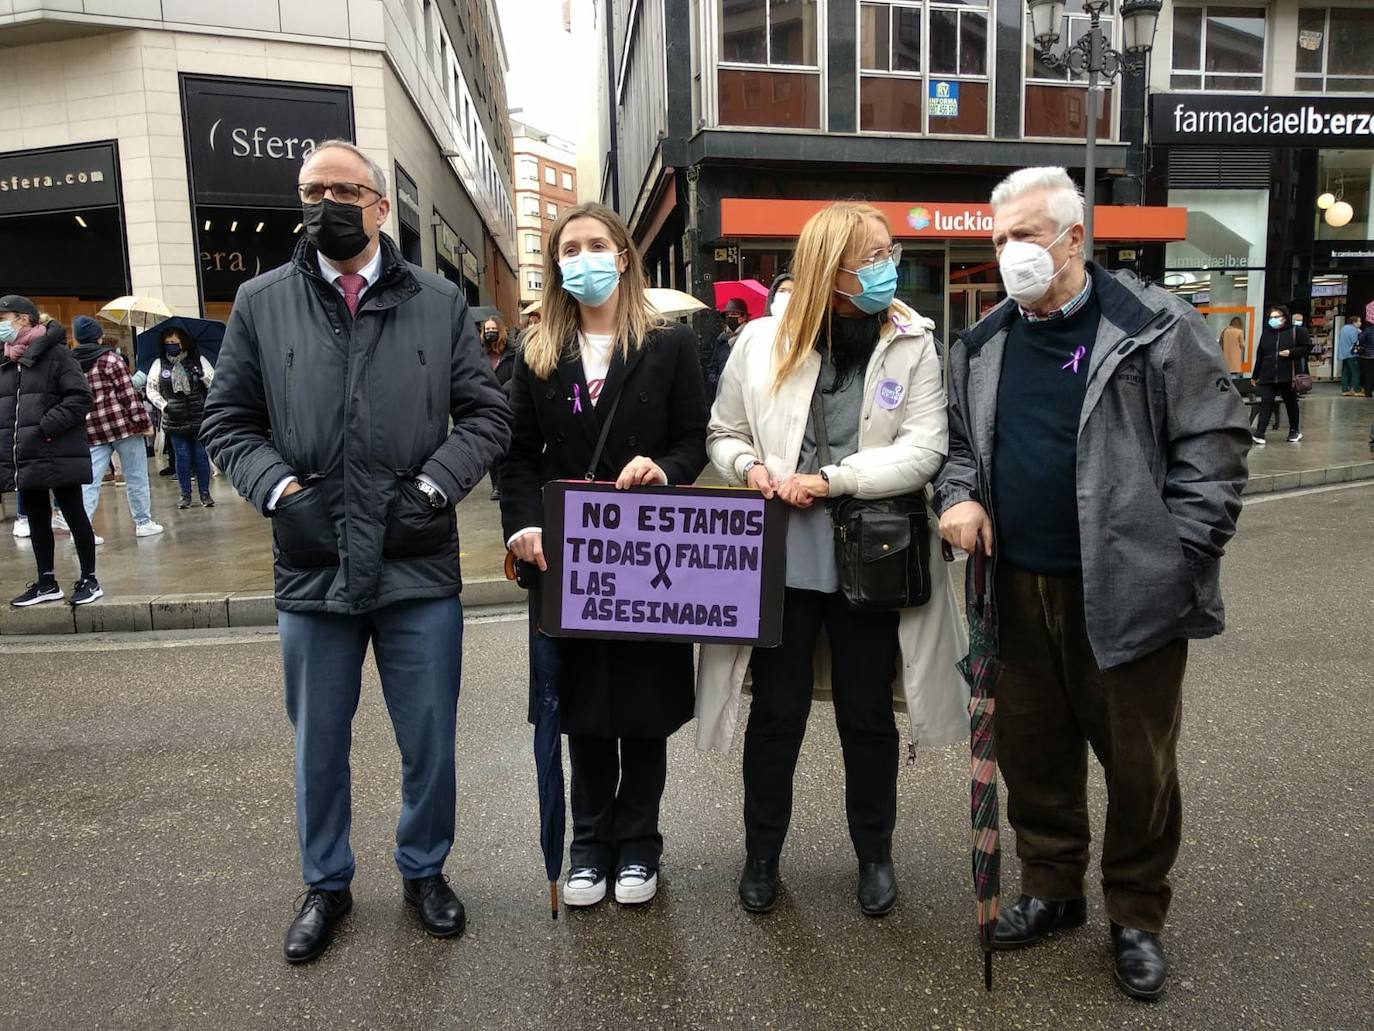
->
xmin=808 ymin=369 xmax=833 ymax=470
xmin=585 ymin=388 xmax=624 ymax=481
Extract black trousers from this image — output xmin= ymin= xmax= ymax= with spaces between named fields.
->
xmin=1362 ymin=357 xmax=1374 ymax=397
xmin=1253 ymin=382 xmax=1299 ymax=437
xmin=567 ymin=734 xmax=668 ymax=872
xmin=744 ymin=588 xmax=900 ymax=863
xmin=19 ymin=486 xmax=96 ymax=580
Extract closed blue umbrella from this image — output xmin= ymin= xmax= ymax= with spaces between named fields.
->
xmin=135 ymin=316 xmax=226 ymax=374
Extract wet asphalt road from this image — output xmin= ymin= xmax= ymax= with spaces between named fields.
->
xmin=1 ymin=483 xmax=1371 ymax=1030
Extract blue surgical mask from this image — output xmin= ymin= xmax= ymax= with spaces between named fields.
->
xmin=165 ymin=344 xmax=182 ymax=358
xmin=0 ymin=320 xmax=15 ymax=345
xmin=836 ymin=258 xmax=899 ymax=315
xmin=559 ymin=251 xmax=622 ymax=308
xmin=1268 ymin=317 xmax=1283 ymax=330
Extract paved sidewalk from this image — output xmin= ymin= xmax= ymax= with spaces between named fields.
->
xmin=2 ymin=387 xmax=1371 ymax=634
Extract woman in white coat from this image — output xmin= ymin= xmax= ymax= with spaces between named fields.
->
xmin=698 ymin=202 xmax=968 ymax=917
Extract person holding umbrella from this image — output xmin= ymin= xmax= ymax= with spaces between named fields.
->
xmin=706 ymin=297 xmax=749 ymax=400
xmin=933 ymin=167 xmax=1251 ymax=1000
xmin=697 ymin=201 xmax=968 ymax=918
xmin=501 ymin=201 xmax=707 ymax=909
xmin=146 ymin=325 xmax=216 ymax=509
xmin=0 ymin=296 xmax=103 ymax=606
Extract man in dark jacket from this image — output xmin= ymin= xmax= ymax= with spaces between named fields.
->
xmin=202 ymin=140 xmax=512 ymax=965
xmin=933 ymin=168 xmax=1251 ymax=1001
xmin=706 ymin=296 xmax=749 ymax=399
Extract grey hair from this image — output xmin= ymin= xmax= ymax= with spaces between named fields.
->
xmin=303 ymin=138 xmax=388 ymax=197
xmin=989 ymin=166 xmax=1084 ymax=233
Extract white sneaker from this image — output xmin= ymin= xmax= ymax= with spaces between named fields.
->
xmin=135 ymin=521 xmax=164 ymax=537
xmin=563 ymin=867 xmax=607 ymax=907
xmin=1251 ymin=435 xmax=1266 ymax=446
xmin=92 ymin=534 xmax=105 ymax=546
xmin=52 ymin=513 xmax=70 ymax=533
xmin=12 ymin=517 xmax=29 ymax=538
xmin=614 ymin=864 xmax=658 ymax=905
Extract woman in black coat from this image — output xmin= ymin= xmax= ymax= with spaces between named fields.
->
xmin=1251 ymin=303 xmax=1312 ymax=445
xmin=147 ymin=326 xmax=216 ymax=508
xmin=0 ymin=296 xmax=101 ymax=606
xmin=482 ymin=315 xmax=516 ymax=500
xmin=501 ymin=202 xmax=707 ymax=909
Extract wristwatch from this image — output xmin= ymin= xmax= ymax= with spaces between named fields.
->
xmin=414 ymin=479 xmax=446 ymax=509
xmin=819 ymin=469 xmax=830 ymax=484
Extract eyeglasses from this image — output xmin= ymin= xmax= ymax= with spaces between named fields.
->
xmin=297 ymin=181 xmax=382 ymax=205
xmin=844 ymin=243 xmax=902 ymax=274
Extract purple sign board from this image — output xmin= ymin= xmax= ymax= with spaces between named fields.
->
xmin=541 ymin=481 xmax=788 ymax=647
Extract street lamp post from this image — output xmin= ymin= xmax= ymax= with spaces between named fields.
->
xmin=1026 ymin=0 xmax=1162 ymax=254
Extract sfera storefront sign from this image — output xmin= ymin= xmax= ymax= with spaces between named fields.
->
xmin=1152 ymin=93 xmax=1374 ymax=148
xmin=0 ymin=142 xmax=119 ymax=216
xmin=181 ymin=75 xmax=354 ymax=208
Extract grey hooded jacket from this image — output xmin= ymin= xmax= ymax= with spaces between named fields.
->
xmin=932 ymin=264 xmax=1252 ymax=669
xmin=202 ymin=234 xmax=512 ymax=614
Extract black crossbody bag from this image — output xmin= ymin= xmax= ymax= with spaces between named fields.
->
xmin=809 ymin=381 xmax=933 ymax=610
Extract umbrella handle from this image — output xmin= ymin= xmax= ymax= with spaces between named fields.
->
xmin=550 ymin=881 xmax=559 ymax=920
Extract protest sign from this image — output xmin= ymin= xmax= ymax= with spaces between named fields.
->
xmin=541 ymin=481 xmax=788 ymax=647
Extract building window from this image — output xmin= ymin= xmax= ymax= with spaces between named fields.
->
xmin=1170 ymin=6 xmax=1266 ymax=92
xmin=545 ymin=165 xmax=557 ymax=185
xmin=546 ymin=202 xmax=558 ymax=220
xmin=858 ymin=1 xmax=989 ymax=136
xmin=717 ymin=0 xmax=822 ymax=129
xmin=522 ymin=195 xmax=539 ymax=217
xmin=1024 ymin=1 xmax=1116 ymax=140
xmin=423 ymin=0 xmax=435 ymax=64
xmin=527 ymin=272 xmax=544 ymax=291
xmin=561 ymin=171 xmax=574 ymax=191
xmin=1296 ymin=8 xmax=1374 ymax=93
xmin=523 ymin=232 xmax=542 ymax=254
xmin=517 ymin=157 xmax=539 ymax=183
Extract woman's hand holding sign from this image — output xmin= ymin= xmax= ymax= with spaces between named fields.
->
xmin=616 ymin=456 xmax=668 ymax=490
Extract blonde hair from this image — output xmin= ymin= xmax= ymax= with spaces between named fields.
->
xmin=522 ymin=202 xmax=663 ymax=378
xmin=773 ymin=202 xmax=891 ymax=392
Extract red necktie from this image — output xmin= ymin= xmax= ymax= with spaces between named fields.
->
xmin=337 ymin=273 xmax=366 ymax=317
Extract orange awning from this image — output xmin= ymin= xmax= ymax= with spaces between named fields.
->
xmin=720 ymin=198 xmax=1187 ymax=242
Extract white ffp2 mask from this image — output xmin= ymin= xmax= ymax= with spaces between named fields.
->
xmin=998 ymin=225 xmax=1073 ymax=306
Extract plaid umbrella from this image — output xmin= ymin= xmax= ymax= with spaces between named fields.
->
xmin=957 ymin=546 xmax=1002 ymax=991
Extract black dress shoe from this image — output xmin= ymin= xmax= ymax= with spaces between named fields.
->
xmin=283 ymin=887 xmax=352 ymax=964
xmin=738 ymin=858 xmax=779 ymax=913
xmin=158 ymin=466 xmax=175 ymax=477
xmin=1111 ymin=922 xmax=1168 ymax=1000
xmin=857 ymin=860 xmax=897 ymax=917
xmin=992 ymin=894 xmax=1087 ymax=950
xmin=403 ymin=874 xmax=466 ymax=938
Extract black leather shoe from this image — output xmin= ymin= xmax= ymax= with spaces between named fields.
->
xmin=403 ymin=874 xmax=466 ymax=938
xmin=283 ymin=887 xmax=352 ymax=964
xmin=991 ymin=894 xmax=1087 ymax=950
xmin=857 ymin=861 xmax=898 ymax=916
xmin=1111 ymin=922 xmax=1168 ymax=1000
xmin=738 ymin=858 xmax=779 ymax=913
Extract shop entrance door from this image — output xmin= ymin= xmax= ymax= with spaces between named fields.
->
xmin=947 ymin=285 xmax=1005 ymax=341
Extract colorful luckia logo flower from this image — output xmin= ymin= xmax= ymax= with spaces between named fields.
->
xmin=907 ymin=206 xmax=931 ymax=230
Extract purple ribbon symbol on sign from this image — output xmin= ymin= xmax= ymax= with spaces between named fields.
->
xmin=1061 ymin=346 xmax=1086 ymax=374
xmin=650 ymin=544 xmax=673 ymax=590
xmin=572 ymin=384 xmax=583 ymax=414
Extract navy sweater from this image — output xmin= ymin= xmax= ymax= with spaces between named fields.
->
xmin=992 ymin=291 xmax=1101 ymax=575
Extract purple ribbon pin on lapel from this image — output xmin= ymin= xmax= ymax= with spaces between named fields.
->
xmin=1061 ymin=346 xmax=1086 ymax=374
xmin=572 ymin=384 xmax=583 ymax=414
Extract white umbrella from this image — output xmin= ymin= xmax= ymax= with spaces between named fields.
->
xmin=97 ymin=295 xmax=174 ymax=329
xmin=645 ymin=288 xmax=707 ymax=318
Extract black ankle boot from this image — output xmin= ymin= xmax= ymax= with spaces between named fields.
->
xmin=738 ymin=858 xmax=779 ymax=913
xmin=857 ymin=860 xmax=897 ymax=916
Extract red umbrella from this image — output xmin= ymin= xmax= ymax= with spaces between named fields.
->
xmin=712 ymin=279 xmax=770 ymax=318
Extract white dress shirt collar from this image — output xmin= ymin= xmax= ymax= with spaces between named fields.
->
xmin=317 ymin=242 xmax=383 ymax=293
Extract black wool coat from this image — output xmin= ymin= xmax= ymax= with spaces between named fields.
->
xmin=1253 ymin=325 xmax=1312 ymax=385
xmin=501 ymin=322 xmax=708 ymax=738
xmin=0 ymin=324 xmax=94 ymax=491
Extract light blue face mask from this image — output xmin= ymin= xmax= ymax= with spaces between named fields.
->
xmin=836 ymin=258 xmax=899 ymax=315
xmin=0 ymin=320 xmax=16 ymax=345
xmin=1268 ymin=317 xmax=1283 ymax=330
xmin=559 ymin=251 xmax=622 ymax=308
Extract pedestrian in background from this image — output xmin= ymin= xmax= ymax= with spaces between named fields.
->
xmin=72 ymin=316 xmax=163 ymax=540
xmin=147 ymin=326 xmax=216 ymax=508
xmin=482 ymin=314 xmax=515 ymax=500
xmin=0 ymin=296 xmax=103 ymax=606
xmin=1338 ymin=313 xmax=1362 ymax=396
xmin=1359 ymin=315 xmax=1374 ymax=398
xmin=706 ymin=296 xmax=749 ymax=400
xmin=501 ymin=201 xmax=707 ymax=910
xmin=1250 ymin=304 xmax=1311 ymax=446
xmin=1219 ymin=316 xmax=1245 ymax=375
xmin=765 ymin=272 xmax=794 ymax=318
xmin=203 ymin=139 xmax=511 ymax=965
xmin=698 ymin=201 xmax=968 ymax=919
xmin=934 ymin=167 xmax=1251 ymax=1000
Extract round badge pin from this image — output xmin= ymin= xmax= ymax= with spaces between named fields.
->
xmin=876 ymin=379 xmax=905 ymax=410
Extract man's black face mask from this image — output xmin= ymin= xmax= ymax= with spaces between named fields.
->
xmin=303 ymin=198 xmax=371 ymax=262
